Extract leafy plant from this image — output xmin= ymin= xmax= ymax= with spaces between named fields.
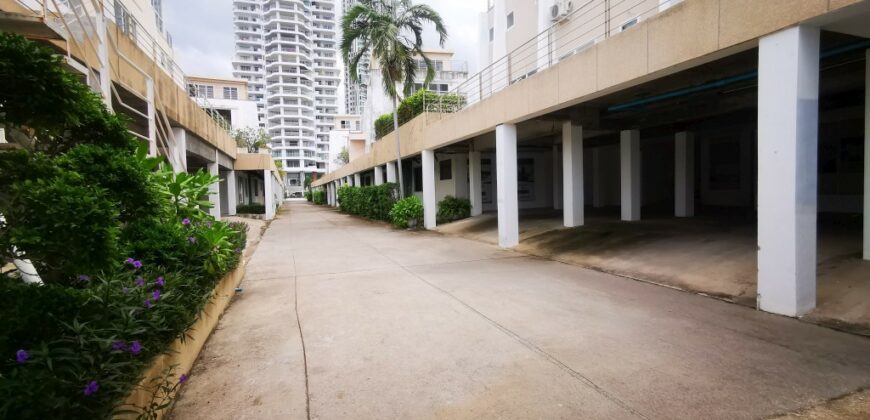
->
xmin=304 ymin=191 xmax=313 ymax=202
xmin=374 ymin=90 xmax=466 ymax=139
xmin=390 ymin=196 xmax=424 ymax=229
xmin=236 ymin=204 xmax=265 ymax=214
xmin=232 ymin=127 xmax=270 ymax=153
xmin=312 ymin=190 xmax=326 ymax=205
xmin=337 ymin=184 xmax=398 ymax=221
xmin=437 ymin=196 xmax=471 ymax=224
xmin=153 ymin=168 xmax=219 ymax=223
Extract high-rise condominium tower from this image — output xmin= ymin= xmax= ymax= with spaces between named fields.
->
xmin=232 ymin=0 xmax=340 ymax=193
xmin=341 ymin=0 xmax=370 ymax=115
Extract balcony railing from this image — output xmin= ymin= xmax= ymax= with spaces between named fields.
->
xmin=447 ymin=0 xmax=675 ymax=113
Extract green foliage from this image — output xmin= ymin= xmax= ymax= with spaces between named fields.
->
xmin=337 ymin=184 xmax=398 ymax=221
xmin=304 ymin=191 xmax=313 ymax=202
xmin=232 ymin=127 xmax=270 ymax=153
xmin=389 ymin=196 xmax=424 ymax=229
xmin=0 ymin=34 xmax=249 ymax=418
xmin=312 ymin=190 xmax=326 ymax=205
xmin=0 ymin=33 xmax=135 ymax=154
xmin=336 ymin=146 xmax=350 ymax=164
xmin=374 ymin=90 xmax=466 ymax=139
xmin=437 ymin=196 xmax=472 ymax=224
xmin=237 ymin=204 xmax=266 ymax=214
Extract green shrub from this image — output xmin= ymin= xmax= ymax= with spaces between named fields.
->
xmin=0 ymin=34 xmax=249 ymax=419
xmin=304 ymin=191 xmax=313 ymax=202
xmin=237 ymin=204 xmax=266 ymax=214
xmin=374 ymin=90 xmax=466 ymax=139
xmin=337 ymin=183 xmax=397 ymax=221
xmin=390 ymin=196 xmax=424 ymax=229
xmin=312 ymin=189 xmax=326 ymax=205
xmin=437 ymin=196 xmax=472 ymax=224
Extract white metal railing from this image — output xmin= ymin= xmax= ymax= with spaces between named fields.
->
xmin=442 ymin=0 xmax=672 ymax=114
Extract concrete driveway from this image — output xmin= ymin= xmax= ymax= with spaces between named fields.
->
xmin=172 ymin=202 xmax=870 ymax=420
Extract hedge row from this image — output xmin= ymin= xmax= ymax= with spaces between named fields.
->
xmin=337 ymin=183 xmax=398 ymax=221
xmin=374 ymin=90 xmax=466 ymax=139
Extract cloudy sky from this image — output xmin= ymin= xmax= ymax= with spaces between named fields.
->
xmin=164 ymin=0 xmax=486 ymax=80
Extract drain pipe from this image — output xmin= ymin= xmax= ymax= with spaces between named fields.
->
xmin=607 ymin=39 xmax=870 ymax=113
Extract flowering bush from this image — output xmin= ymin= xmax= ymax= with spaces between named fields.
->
xmin=0 ymin=34 xmax=248 ymax=418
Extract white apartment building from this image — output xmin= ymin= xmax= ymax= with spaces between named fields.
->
xmin=341 ymin=0 xmax=370 ymax=115
xmin=232 ymin=0 xmax=341 ymax=194
xmin=187 ymin=76 xmax=260 ymax=131
xmin=327 ymin=114 xmax=365 ymax=173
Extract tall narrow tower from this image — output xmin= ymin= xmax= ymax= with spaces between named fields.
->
xmin=232 ymin=0 xmax=340 ymax=194
xmin=342 ymin=0 xmax=370 ymax=115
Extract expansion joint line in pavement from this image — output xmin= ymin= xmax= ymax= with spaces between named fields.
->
xmin=292 ymin=253 xmax=312 ymax=420
xmin=355 ymin=238 xmax=649 ymax=420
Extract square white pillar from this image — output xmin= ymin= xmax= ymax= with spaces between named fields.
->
xmin=386 ymin=161 xmax=397 ymax=183
xmin=264 ymin=170 xmax=276 ymax=219
xmin=496 ymin=124 xmax=519 ymax=248
xmin=757 ymin=25 xmax=820 ymax=317
xmin=675 ymin=131 xmax=695 ymax=218
xmin=453 ymin=155 xmax=469 ymax=199
xmin=422 ymin=150 xmax=437 ymax=229
xmin=864 ymin=49 xmax=869 ymax=261
xmin=620 ymin=129 xmax=641 ymax=221
xmin=354 ymin=173 xmax=361 ymax=187
xmin=226 ymin=170 xmax=237 ymax=216
xmin=207 ymin=160 xmax=221 ymax=220
xmin=374 ymin=165 xmax=384 ymax=185
xmin=469 ymin=151 xmax=483 ymax=216
xmin=563 ymin=122 xmax=584 ymax=227
xmin=552 ymin=143 xmax=563 ymax=210
xmin=592 ymin=147 xmax=604 ymax=208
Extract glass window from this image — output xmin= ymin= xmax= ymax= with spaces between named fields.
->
xmin=223 ymin=87 xmax=239 ymax=100
xmin=439 ymin=160 xmax=452 ymax=181
xmin=507 ymin=12 xmax=514 ymax=29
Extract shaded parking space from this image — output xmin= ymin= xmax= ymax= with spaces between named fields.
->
xmin=437 ymin=207 xmax=870 ymax=335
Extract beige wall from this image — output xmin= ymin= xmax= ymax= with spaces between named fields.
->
xmin=308 ymin=0 xmax=867 ymax=187
xmin=187 ymin=76 xmax=249 ymax=100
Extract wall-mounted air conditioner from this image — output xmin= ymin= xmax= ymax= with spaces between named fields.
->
xmin=550 ymin=0 xmax=574 ymax=23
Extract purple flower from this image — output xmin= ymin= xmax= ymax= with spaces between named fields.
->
xmin=187 ymin=236 xmax=197 ymax=244
xmin=182 ymin=218 xmax=191 ymax=226
xmin=129 ymin=341 xmax=142 ymax=354
xmin=77 ymin=274 xmax=91 ymax=283
xmin=144 ymin=299 xmax=153 ymax=309
xmin=155 ymin=277 xmax=165 ymax=287
xmin=15 ymin=349 xmax=29 ymax=364
xmin=132 ymin=260 xmax=143 ymax=269
xmin=83 ymin=380 xmax=99 ymax=396
xmin=111 ymin=341 xmax=126 ymax=352
xmin=152 ymin=290 xmax=161 ymax=301
xmin=179 ymin=374 xmax=189 ymax=384
xmin=135 ymin=276 xmax=145 ymax=287
xmin=125 ymin=257 xmax=135 ymax=265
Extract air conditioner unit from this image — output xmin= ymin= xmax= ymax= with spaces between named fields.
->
xmin=550 ymin=0 xmax=574 ymax=22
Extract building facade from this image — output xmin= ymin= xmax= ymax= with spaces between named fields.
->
xmin=341 ymin=0 xmax=370 ymax=116
xmin=187 ymin=76 xmax=260 ymax=131
xmin=232 ymin=0 xmax=340 ymax=195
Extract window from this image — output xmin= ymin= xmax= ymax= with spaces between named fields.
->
xmin=223 ymin=87 xmax=239 ymax=100
xmin=489 ymin=27 xmax=494 ymax=42
xmin=414 ymin=167 xmax=423 ymax=192
xmin=507 ymin=12 xmax=514 ymax=29
xmin=188 ymin=84 xmax=214 ymax=98
xmin=439 ymin=160 xmax=452 ymax=181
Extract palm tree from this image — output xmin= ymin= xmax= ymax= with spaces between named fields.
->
xmin=341 ymin=0 xmax=447 ymax=198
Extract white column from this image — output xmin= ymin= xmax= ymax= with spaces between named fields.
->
xmin=146 ymin=79 xmax=157 ymax=157
xmin=207 ymin=155 xmax=221 ymax=220
xmin=552 ymin=142 xmax=563 ymax=210
xmin=386 ymin=161 xmax=397 ymax=183
xmin=96 ymin=13 xmax=112 ymax=110
xmin=354 ymin=173 xmax=361 ymax=187
xmin=492 ymin=0 xmax=509 ymax=90
xmin=496 ymin=124 xmax=519 ymax=248
xmin=422 ymin=150 xmax=437 ymax=229
xmin=675 ymin=131 xmax=695 ymax=217
xmin=864 ymin=49 xmax=869 ymax=261
xmin=469 ymin=150 xmax=483 ymax=216
xmin=227 ymin=170 xmax=237 ymax=216
xmin=264 ymin=170 xmax=276 ymax=219
xmin=757 ymin=26 xmax=820 ymax=317
xmin=453 ymin=155 xmax=469 ymax=199
xmin=592 ymin=148 xmax=604 ymax=208
xmin=374 ymin=165 xmax=384 ymax=185
xmin=620 ymin=130 xmax=641 ymax=221
xmin=171 ymin=127 xmax=188 ymax=173
xmin=563 ymin=122 xmax=584 ymax=227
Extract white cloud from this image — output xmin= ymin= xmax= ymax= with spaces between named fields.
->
xmin=164 ymin=0 xmax=487 ymax=78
